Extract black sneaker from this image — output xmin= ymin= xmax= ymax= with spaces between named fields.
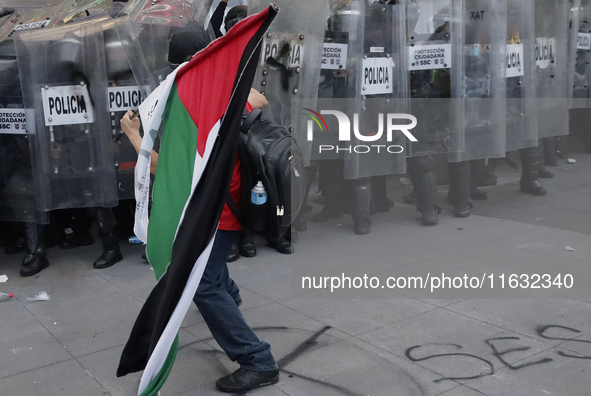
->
xmin=216 ymin=367 xmax=279 ymax=393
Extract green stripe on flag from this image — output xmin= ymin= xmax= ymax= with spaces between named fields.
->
xmin=147 ymin=82 xmax=198 ymax=280
xmin=138 ymin=336 xmax=179 ymax=396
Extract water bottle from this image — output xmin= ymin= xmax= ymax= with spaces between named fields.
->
xmin=251 ymin=181 xmax=267 ymax=205
xmin=249 ymin=181 xmax=267 ymax=231
xmin=0 ymin=292 xmax=13 ymax=302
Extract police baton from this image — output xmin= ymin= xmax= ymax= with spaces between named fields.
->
xmin=114 ymin=109 xmax=140 ymax=142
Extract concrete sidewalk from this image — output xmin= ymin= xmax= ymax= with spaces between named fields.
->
xmin=1 ymin=150 xmax=590 ymax=396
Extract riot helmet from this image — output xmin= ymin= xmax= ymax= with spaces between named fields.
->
xmin=167 ymin=30 xmax=210 ymax=69
xmin=224 ymin=5 xmax=247 ymax=32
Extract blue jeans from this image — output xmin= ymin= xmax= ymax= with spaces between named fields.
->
xmin=192 ymin=230 xmax=278 ymax=371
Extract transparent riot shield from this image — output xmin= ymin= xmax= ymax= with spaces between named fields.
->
xmin=407 ymin=0 xmax=463 ymax=157
xmin=534 ymin=0 xmax=570 ymax=139
xmin=60 ymin=0 xmax=113 ymax=23
xmin=307 ymin=1 xmax=352 ymax=163
xmin=0 ymin=7 xmax=79 ymax=223
xmin=116 ymin=0 xmax=214 ymax=94
xmin=0 ymin=13 xmax=35 ymax=223
xmin=248 ymin=0 xmax=329 ymax=160
xmin=505 ymin=0 xmax=538 ymax=152
xmin=1 ymin=1 xmax=74 ymax=35
xmin=570 ymin=0 xmax=591 ymax=108
xmin=102 ymin=18 xmax=144 ymax=200
xmin=333 ymin=0 xmax=408 ymax=180
xmin=15 ymin=21 xmax=118 ymax=212
xmin=447 ymin=0 xmax=507 ymax=163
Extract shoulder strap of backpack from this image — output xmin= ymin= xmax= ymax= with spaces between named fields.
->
xmin=225 ymin=192 xmax=245 ymax=226
xmin=241 ymin=107 xmax=263 ymax=133
xmin=225 ymin=135 xmax=251 ymax=227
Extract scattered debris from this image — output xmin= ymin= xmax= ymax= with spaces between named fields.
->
xmin=567 ymin=158 xmax=576 ymax=164
xmin=26 ymin=291 xmax=51 ymax=302
xmin=399 ymin=177 xmax=412 ymax=187
xmin=564 ymin=246 xmax=575 ymax=252
xmin=0 ymin=275 xmax=7 ymax=283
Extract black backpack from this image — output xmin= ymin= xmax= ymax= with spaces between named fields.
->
xmin=227 ymin=108 xmax=306 ymax=239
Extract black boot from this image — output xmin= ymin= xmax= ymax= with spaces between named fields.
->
xmin=292 ymin=215 xmax=307 ymax=232
xmin=313 ymin=161 xmax=343 ymax=222
xmin=302 ymin=162 xmax=319 ymax=213
xmin=93 ymin=247 xmax=123 ymax=269
xmin=478 ymin=158 xmax=498 ymax=187
xmin=351 ymin=179 xmax=371 ymax=235
xmin=414 ymin=170 xmax=440 ymax=226
xmin=239 ymin=229 xmax=256 ymax=258
xmin=22 ymin=222 xmax=40 ymax=266
xmin=267 ymin=235 xmax=294 ymax=254
xmin=370 ymin=175 xmax=393 ymax=214
xmin=448 ymin=161 xmax=472 ymax=218
xmin=61 ymin=208 xmax=94 ymax=249
xmin=20 ymin=223 xmax=50 ymax=277
xmin=519 ymin=147 xmax=547 ymax=195
xmin=469 ymin=160 xmax=488 ymax=200
xmin=93 ymin=208 xmax=123 ymax=269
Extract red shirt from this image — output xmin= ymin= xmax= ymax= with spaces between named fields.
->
xmin=218 ymin=102 xmax=253 ymax=230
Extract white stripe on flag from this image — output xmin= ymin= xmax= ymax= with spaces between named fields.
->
xmin=133 ymin=63 xmax=185 ymax=244
xmin=138 ymin=233 xmax=217 ymax=395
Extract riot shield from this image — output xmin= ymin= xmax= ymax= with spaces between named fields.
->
xmin=15 ymin=20 xmax=118 ymax=212
xmin=332 ymin=0 xmax=408 ymax=180
xmin=505 ymin=0 xmax=538 ymax=152
xmin=570 ymin=0 xmax=591 ymax=108
xmin=447 ymin=0 xmax=507 ymax=163
xmin=534 ymin=0 xmax=570 ymax=139
xmin=60 ymin=0 xmax=114 ymax=23
xmin=0 ymin=1 xmax=73 ymax=35
xmin=0 ymin=6 xmax=80 ymax=224
xmin=0 ymin=13 xmax=35 ymax=223
xmin=407 ymin=0 xmax=463 ymax=157
xmin=116 ymin=0 xmax=214 ymax=94
xmin=103 ymin=18 xmax=144 ymax=199
xmin=248 ymin=0 xmax=329 ymax=165
xmin=307 ymin=1 xmax=352 ymax=163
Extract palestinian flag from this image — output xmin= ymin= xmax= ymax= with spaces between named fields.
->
xmin=116 ymin=6 xmax=278 ymax=396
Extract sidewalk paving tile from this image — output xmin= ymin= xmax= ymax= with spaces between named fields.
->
xmin=0 ymin=359 xmax=108 ymax=396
